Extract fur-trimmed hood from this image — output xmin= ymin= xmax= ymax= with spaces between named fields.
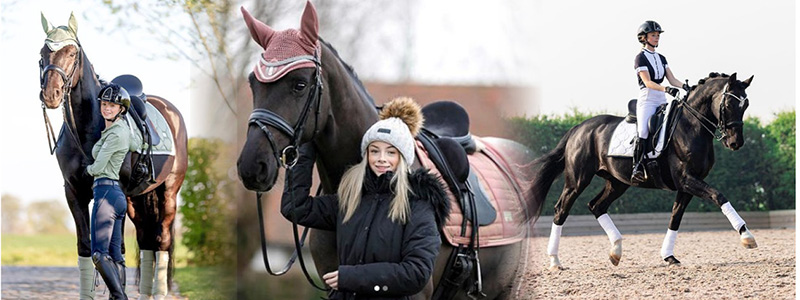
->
xmin=408 ymin=168 xmax=451 ymax=229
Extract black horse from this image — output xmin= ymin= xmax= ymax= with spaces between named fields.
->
xmin=38 ymin=13 xmax=187 ymax=298
xmin=237 ymin=2 xmax=541 ymax=299
xmin=529 ymin=72 xmax=756 ymax=270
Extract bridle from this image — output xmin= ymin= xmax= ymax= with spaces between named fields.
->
xmin=38 ymin=42 xmax=89 ymax=159
xmin=680 ymin=83 xmax=747 ymax=141
xmin=248 ymin=52 xmax=324 ymax=186
xmin=248 ymin=51 xmax=330 ymax=291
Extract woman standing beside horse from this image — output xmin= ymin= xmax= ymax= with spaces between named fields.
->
xmin=281 ymin=97 xmax=450 ymax=299
xmin=86 ymin=83 xmax=136 ymax=300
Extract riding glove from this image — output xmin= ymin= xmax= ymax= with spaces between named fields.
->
xmin=665 ymin=86 xmax=679 ymax=97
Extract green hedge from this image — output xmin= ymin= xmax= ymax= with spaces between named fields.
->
xmin=180 ymin=138 xmax=236 ymax=266
xmin=507 ymin=110 xmax=795 ymax=215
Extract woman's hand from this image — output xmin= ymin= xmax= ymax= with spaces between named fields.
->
xmin=323 ymin=270 xmax=339 ymax=290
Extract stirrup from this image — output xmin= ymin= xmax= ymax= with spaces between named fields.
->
xmin=631 ymin=164 xmax=646 ymax=183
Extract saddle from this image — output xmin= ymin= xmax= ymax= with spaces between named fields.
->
xmin=421 ymin=101 xmax=477 ymax=154
xmin=623 ymin=99 xmax=682 ymax=189
xmin=625 ymin=99 xmax=675 ymax=151
xmin=419 ymin=101 xmax=496 ymax=226
xmin=112 ymin=75 xmax=156 ymax=184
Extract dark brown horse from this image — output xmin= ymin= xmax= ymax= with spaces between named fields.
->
xmin=236 ymin=3 xmax=542 ymax=299
xmin=38 ymin=13 xmax=187 ymax=299
xmin=529 ymin=72 xmax=756 ymax=270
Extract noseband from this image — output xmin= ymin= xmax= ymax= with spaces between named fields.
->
xmin=248 ymin=53 xmax=324 ymax=185
xmin=38 ymin=43 xmax=88 ymax=159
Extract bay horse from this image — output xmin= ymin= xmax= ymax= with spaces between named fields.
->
xmin=236 ymin=2 xmax=541 ymax=299
xmin=529 ymin=72 xmax=756 ymax=270
xmin=38 ymin=13 xmax=187 ymax=299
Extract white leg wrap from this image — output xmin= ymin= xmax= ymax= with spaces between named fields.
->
xmin=597 ymin=214 xmax=623 ymax=244
xmin=139 ymin=250 xmax=155 ymax=300
xmin=153 ymin=251 xmax=170 ymax=297
xmin=660 ymin=229 xmax=678 ymax=259
xmin=547 ymin=223 xmax=563 ymax=256
xmin=721 ymin=202 xmax=746 ymax=232
xmin=78 ymin=256 xmax=96 ymax=300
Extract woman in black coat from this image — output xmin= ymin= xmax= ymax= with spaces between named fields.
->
xmin=282 ymin=97 xmax=449 ymax=299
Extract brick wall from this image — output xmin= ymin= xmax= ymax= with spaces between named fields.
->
xmin=364 ymin=81 xmax=537 ymax=138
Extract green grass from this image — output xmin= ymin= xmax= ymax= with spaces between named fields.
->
xmin=173 ymin=266 xmax=236 ymax=300
xmin=1 ymin=234 xmax=189 ymax=267
xmin=1 ymin=234 xmax=138 ymax=266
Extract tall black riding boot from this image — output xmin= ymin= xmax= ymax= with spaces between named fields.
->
xmin=113 ymin=260 xmax=127 ymax=300
xmin=92 ymin=253 xmax=128 ymax=300
xmin=631 ymin=138 xmax=647 ymax=183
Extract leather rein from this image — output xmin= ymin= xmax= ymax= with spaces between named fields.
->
xmin=39 ymin=43 xmax=89 ymax=160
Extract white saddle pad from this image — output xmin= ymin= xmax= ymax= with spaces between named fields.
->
xmin=607 ymin=101 xmax=674 ymax=158
xmin=124 ymin=102 xmax=175 ymax=155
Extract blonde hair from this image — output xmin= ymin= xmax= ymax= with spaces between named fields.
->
xmin=338 ymin=155 xmax=412 ymax=224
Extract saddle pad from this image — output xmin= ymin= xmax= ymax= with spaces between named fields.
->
xmin=607 ymin=100 xmax=674 ymax=158
xmin=416 ymin=137 xmax=527 ymax=248
xmin=124 ymin=102 xmax=175 ymax=155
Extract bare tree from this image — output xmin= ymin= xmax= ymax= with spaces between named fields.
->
xmin=2 ymin=194 xmax=25 ymax=234
xmin=27 ymin=200 xmax=70 ymax=235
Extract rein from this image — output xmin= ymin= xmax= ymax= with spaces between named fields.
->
xmin=248 ymin=52 xmax=329 ymax=292
xmin=39 ymin=44 xmax=89 ymax=159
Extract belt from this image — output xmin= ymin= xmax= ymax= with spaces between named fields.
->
xmin=92 ymin=179 xmax=120 ymax=189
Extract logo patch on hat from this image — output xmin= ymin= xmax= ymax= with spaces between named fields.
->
xmin=378 ymin=128 xmax=391 ymax=134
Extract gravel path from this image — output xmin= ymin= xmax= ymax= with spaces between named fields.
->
xmin=1 ymin=266 xmax=186 ymax=299
xmin=515 ymin=228 xmax=795 ymax=299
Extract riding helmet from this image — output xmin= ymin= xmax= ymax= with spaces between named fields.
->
xmin=637 ymin=20 xmax=663 ymax=43
xmin=97 ymin=83 xmax=131 ymax=114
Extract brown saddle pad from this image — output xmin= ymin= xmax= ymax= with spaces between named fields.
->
xmin=415 ymin=137 xmax=528 ymax=248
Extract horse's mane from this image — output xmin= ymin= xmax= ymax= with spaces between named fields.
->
xmin=688 ymin=72 xmax=730 ymax=92
xmin=319 ymin=38 xmax=376 ymax=105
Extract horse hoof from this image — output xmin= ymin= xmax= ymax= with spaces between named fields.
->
xmin=664 ymin=255 xmax=681 ymax=266
xmin=609 ymin=240 xmax=622 ymax=266
xmin=741 ymin=230 xmax=758 ymax=249
xmin=548 ymin=255 xmax=565 ymax=271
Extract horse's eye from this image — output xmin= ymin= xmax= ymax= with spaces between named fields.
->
xmin=293 ymin=82 xmax=307 ymax=92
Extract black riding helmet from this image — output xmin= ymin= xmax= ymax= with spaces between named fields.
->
xmin=97 ymin=83 xmax=131 ymax=118
xmin=637 ymin=20 xmax=663 ymax=44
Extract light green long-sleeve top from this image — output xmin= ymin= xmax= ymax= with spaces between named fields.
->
xmin=86 ymin=119 xmax=131 ymax=180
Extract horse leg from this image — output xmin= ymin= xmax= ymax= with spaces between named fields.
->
xmin=129 ymin=193 xmax=155 ymax=300
xmin=679 ymin=175 xmax=757 ymax=249
xmin=65 ymin=184 xmax=96 ymax=299
xmin=153 ymin=184 xmax=177 ymax=300
xmin=660 ymin=192 xmax=692 ymax=265
xmin=547 ymin=166 xmax=595 ymax=271
xmin=587 ymin=178 xmax=630 ymax=266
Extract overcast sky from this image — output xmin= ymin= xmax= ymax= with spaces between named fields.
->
xmin=1 ymin=0 xmax=796 ymax=208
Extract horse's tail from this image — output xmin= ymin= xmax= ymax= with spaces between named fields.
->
xmin=525 ymin=130 xmax=570 ymax=222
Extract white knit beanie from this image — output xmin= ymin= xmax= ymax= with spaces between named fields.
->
xmin=360 ymin=97 xmax=424 ymax=164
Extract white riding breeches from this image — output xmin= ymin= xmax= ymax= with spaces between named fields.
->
xmin=637 ymin=88 xmax=667 ymax=139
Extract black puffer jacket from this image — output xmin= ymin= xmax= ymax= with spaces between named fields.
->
xmin=281 ymin=146 xmax=449 ymax=300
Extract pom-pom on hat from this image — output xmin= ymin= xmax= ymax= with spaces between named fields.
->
xmin=361 ymin=97 xmax=424 ymax=164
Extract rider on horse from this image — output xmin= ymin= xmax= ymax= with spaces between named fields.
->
xmin=632 ymin=20 xmax=687 ymax=183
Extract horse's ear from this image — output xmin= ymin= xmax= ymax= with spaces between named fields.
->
xmin=241 ymin=6 xmax=274 ymax=48
xmin=742 ymin=75 xmax=754 ymax=89
xmin=68 ymin=12 xmax=78 ymax=35
xmin=41 ymin=12 xmax=52 ymax=34
xmin=299 ymin=1 xmax=319 ymax=47
xmin=729 ymin=72 xmax=737 ymax=83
